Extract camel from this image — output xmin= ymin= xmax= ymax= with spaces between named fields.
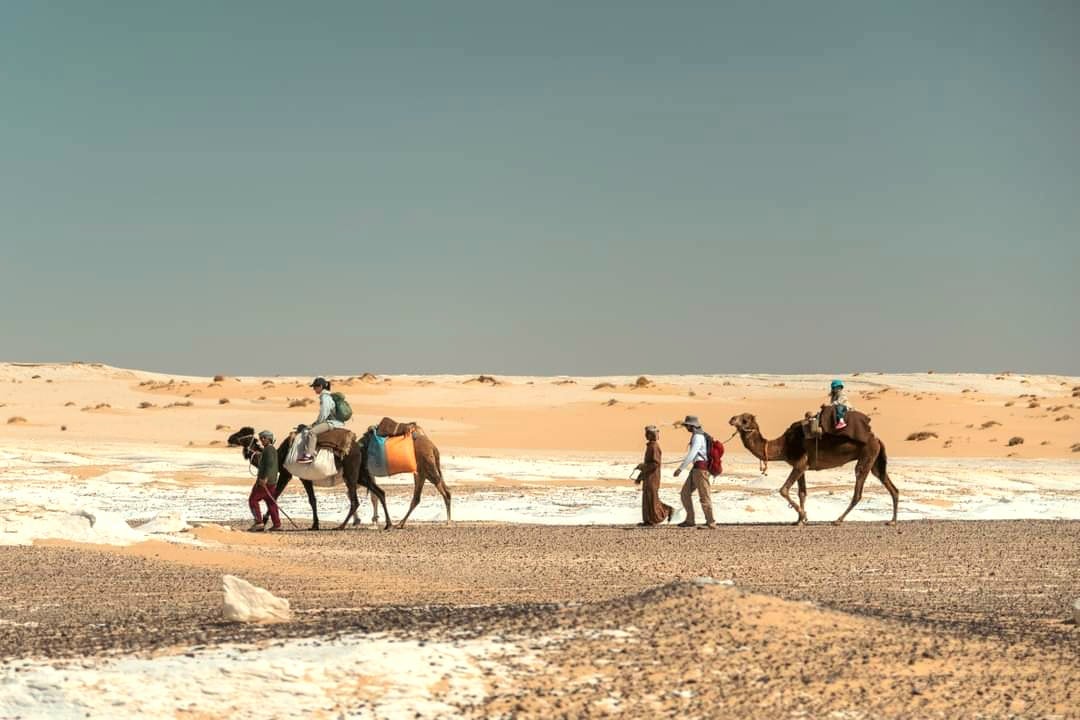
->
xmin=226 ymin=427 xmax=391 ymax=530
xmin=364 ymin=427 xmax=452 ymax=529
xmin=728 ymin=413 xmax=899 ymax=526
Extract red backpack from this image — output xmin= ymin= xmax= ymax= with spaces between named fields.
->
xmin=704 ymin=433 xmax=724 ymax=477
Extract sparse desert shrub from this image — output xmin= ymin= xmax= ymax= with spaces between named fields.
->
xmin=60 ymin=425 xmax=67 ymax=431
xmin=632 ymin=376 xmax=653 ymax=388
xmin=7 ymin=416 xmax=27 ymax=424
xmin=1027 ymin=401 xmax=1040 ymax=409
xmin=980 ymin=421 xmax=1000 ymax=429
xmin=926 ymin=370 xmax=935 ymax=374
xmin=604 ymin=398 xmax=619 ymax=406
xmin=465 ymin=375 xmax=499 ymax=385
xmin=943 ymin=439 xmax=953 ymax=448
xmin=552 ymin=379 xmax=576 ymax=385
xmin=688 ymin=390 xmax=696 ymax=397
xmin=1071 ymin=443 xmax=1080 ymax=453
xmin=357 ymin=372 xmax=378 ymax=382
xmin=258 ymin=395 xmax=266 ymax=400
xmin=31 ymin=374 xmax=41 ymax=379
xmin=166 ymin=401 xmax=194 ymax=408
xmin=1007 ymin=436 xmax=1024 ymax=447
xmin=218 ymin=398 xmax=230 ymax=405
xmin=1041 ymin=441 xmax=1051 ymax=446
xmin=138 ymin=401 xmax=156 ymax=409
xmin=593 ymin=382 xmax=616 ymax=390
xmin=215 ymin=424 xmax=229 ymax=430
xmin=288 ymin=398 xmax=312 ymax=408
xmin=64 ymin=401 xmax=76 ymax=407
xmin=906 ymin=431 xmax=938 ymax=442
xmin=262 ymin=380 xmax=274 ymax=386
xmin=1004 ymin=401 xmax=1014 ymax=407
xmin=213 ymin=375 xmax=226 ymax=382
xmin=1056 ymin=415 xmax=1073 ymax=422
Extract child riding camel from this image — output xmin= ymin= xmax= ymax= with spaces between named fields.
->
xmin=830 ymin=379 xmax=852 ymax=430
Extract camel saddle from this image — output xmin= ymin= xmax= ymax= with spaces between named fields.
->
xmin=816 ymin=406 xmax=874 ymax=444
xmin=376 ymin=416 xmax=416 ymax=438
xmin=312 ymin=428 xmax=356 ymax=456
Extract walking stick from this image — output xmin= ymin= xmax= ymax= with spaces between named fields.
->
xmin=264 ymin=491 xmax=300 ymax=530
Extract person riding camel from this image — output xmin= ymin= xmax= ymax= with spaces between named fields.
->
xmin=830 ymin=378 xmax=852 ymax=430
xmin=296 ymin=377 xmax=344 ymax=463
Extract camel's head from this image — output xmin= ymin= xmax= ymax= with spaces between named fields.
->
xmin=227 ymin=426 xmax=256 ymax=448
xmin=729 ymin=413 xmax=759 ymax=435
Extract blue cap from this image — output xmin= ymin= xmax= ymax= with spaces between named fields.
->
xmin=831 ymin=379 xmax=844 ymax=389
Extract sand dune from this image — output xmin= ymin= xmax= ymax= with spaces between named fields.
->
xmin=2 ymin=362 xmax=1078 ymax=459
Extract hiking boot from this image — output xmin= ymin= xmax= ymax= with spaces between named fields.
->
xmin=247 ymin=523 xmax=264 ymax=532
xmin=835 ymin=419 xmax=847 ymax=430
xmin=267 ymin=525 xmax=283 ymax=532
xmin=698 ymin=523 xmax=718 ymax=530
xmin=677 ymin=521 xmax=696 ymax=528
xmin=296 ymin=454 xmax=314 ymax=463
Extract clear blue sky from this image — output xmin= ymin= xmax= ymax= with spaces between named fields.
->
xmin=2 ymin=1 xmax=1077 ymax=376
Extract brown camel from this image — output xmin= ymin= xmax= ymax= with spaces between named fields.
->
xmin=366 ymin=427 xmax=452 ymax=529
xmin=728 ymin=413 xmax=899 ymax=525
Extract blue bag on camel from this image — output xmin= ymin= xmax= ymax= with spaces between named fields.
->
xmin=366 ymin=429 xmax=388 ymax=477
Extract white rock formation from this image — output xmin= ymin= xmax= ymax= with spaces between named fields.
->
xmin=222 ymin=575 xmax=292 ymax=624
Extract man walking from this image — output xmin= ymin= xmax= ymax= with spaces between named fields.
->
xmin=673 ymin=415 xmax=716 ymax=529
xmin=248 ymin=430 xmax=281 ymax=531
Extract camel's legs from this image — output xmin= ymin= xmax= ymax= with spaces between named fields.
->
xmin=338 ymin=476 xmax=361 ymax=529
xmin=796 ymin=474 xmax=808 ymax=521
xmin=834 ymin=452 xmax=874 ymax=525
xmin=432 ymin=476 xmax=452 ymax=524
xmin=871 ymin=454 xmax=899 ymax=525
xmin=778 ymin=461 xmax=808 ymax=524
xmin=395 ymin=472 xmax=423 ymax=528
xmin=301 ymin=480 xmax=319 ymax=531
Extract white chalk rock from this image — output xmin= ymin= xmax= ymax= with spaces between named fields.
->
xmin=136 ymin=511 xmax=191 ymax=534
xmin=222 ymin=575 xmax=292 ymax=624
xmin=1073 ymin=598 xmax=1080 ymax=625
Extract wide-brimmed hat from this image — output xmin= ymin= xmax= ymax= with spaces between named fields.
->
xmin=682 ymin=415 xmax=702 ymax=429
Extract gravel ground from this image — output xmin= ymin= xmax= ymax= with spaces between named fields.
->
xmin=1 ymin=520 xmax=1077 ymax=718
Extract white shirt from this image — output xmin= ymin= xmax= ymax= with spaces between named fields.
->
xmin=679 ymin=432 xmax=707 ymax=472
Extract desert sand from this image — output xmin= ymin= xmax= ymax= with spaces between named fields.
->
xmin=1 ymin=362 xmax=1078 ymax=719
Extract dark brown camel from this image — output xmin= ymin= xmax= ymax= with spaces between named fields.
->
xmin=728 ymin=413 xmax=899 ymax=525
xmin=227 ymin=426 xmax=391 ymax=530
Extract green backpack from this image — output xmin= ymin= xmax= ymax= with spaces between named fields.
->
xmin=330 ymin=392 xmax=352 ymax=422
